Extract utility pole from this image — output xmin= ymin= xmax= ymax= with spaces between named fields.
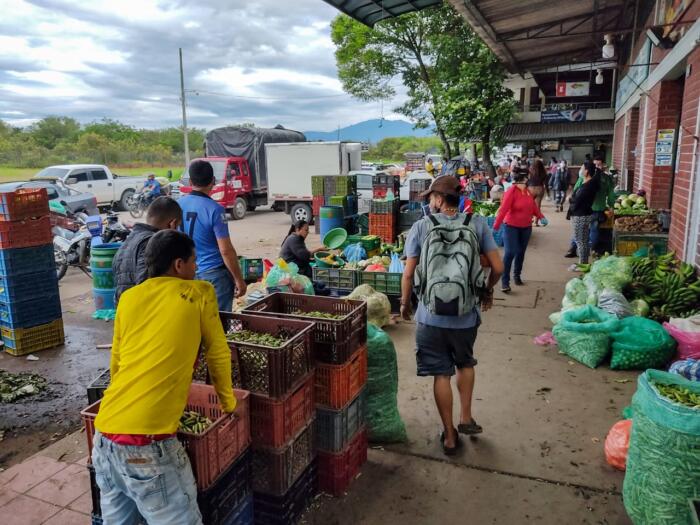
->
xmin=179 ymin=48 xmax=190 ymax=166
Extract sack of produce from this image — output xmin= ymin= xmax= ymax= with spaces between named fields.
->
xmin=563 ymin=277 xmax=588 ymax=307
xmin=623 ymin=370 xmax=700 ymax=525
xmin=663 ymin=317 xmax=700 ymax=360
xmin=587 ymin=256 xmax=634 ymax=292
xmin=347 ymin=284 xmax=392 ymax=328
xmin=597 ymin=289 xmax=634 ymax=319
xmin=604 ymin=419 xmax=632 ymax=471
xmin=365 ymin=324 xmax=407 ymax=443
xmin=668 ymin=359 xmax=700 ymax=382
xmin=609 ymin=316 xmax=676 ymax=370
xmin=552 ymin=306 xmax=619 ymax=368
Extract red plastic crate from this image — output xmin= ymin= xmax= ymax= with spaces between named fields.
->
xmin=250 ymin=372 xmax=315 ymax=449
xmin=81 ymin=383 xmax=251 ymax=491
xmin=0 ymin=188 xmax=49 ymax=221
xmin=220 ymin=312 xmax=314 ymax=398
xmin=0 ymin=216 xmax=52 ymax=249
xmin=317 ymin=427 xmax=367 ymax=496
xmin=312 ymin=195 xmax=325 ymax=216
xmin=369 ymin=223 xmax=397 ymax=243
xmin=315 ymin=345 xmax=367 ymax=409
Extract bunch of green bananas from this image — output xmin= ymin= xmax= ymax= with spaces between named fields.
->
xmin=178 ymin=411 xmax=213 ymax=434
xmin=628 ymin=252 xmax=700 ymax=321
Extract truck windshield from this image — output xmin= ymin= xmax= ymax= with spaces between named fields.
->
xmin=181 ymin=160 xmax=227 ymax=186
xmin=34 ymin=167 xmax=69 ymax=179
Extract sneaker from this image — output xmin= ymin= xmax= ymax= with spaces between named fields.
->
xmin=501 ymin=284 xmax=511 ymax=293
xmin=514 ymin=277 xmax=524 ymax=286
xmin=564 ymin=249 xmax=577 ymax=258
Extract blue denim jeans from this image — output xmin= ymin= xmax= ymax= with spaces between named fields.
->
xmin=197 ymin=266 xmax=234 ymax=312
xmin=92 ymin=431 xmax=202 ymax=525
xmin=502 ymin=225 xmax=532 ymax=286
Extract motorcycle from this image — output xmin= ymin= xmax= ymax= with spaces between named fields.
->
xmin=126 ymin=191 xmax=150 ymax=218
xmin=102 ymin=211 xmax=131 ymax=243
xmin=53 ymin=213 xmax=94 ymax=281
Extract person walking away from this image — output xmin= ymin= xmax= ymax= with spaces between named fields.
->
xmin=140 ymin=173 xmax=161 ymax=205
xmin=550 ymin=163 xmax=568 ymax=213
xmin=91 ymin=230 xmax=236 ymax=524
xmin=112 ymin=196 xmax=182 ymax=306
xmin=178 ymin=160 xmax=247 ymax=311
xmin=493 ymin=169 xmax=546 ymax=293
xmin=567 ymin=162 xmax=599 ymax=268
xmin=546 ymin=157 xmax=558 ymax=200
xmin=280 ymin=220 xmax=325 ymax=279
xmin=400 ymin=176 xmax=504 ymax=455
xmin=527 ymin=160 xmax=547 ymax=225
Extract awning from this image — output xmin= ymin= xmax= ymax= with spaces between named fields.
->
xmin=321 ymin=0 xmax=442 ymax=27
xmin=502 ymin=120 xmax=614 ymax=141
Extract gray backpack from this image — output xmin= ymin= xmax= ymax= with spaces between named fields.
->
xmin=414 ymin=213 xmax=485 ymax=316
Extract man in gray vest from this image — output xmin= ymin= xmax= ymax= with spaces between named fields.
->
xmin=401 ymin=176 xmax=503 ymax=455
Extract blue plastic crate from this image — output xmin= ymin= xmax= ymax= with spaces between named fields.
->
xmin=223 ymin=493 xmax=254 ymax=525
xmin=0 ymin=244 xmax=54 ymax=276
xmin=0 ymin=294 xmax=62 ymax=329
xmin=0 ymin=268 xmax=58 ymax=303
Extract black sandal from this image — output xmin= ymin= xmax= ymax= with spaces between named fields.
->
xmin=440 ymin=428 xmax=461 ymax=456
xmin=458 ymin=419 xmax=483 ymax=435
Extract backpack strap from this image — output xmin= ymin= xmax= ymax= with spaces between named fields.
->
xmin=462 ymin=213 xmax=472 ymax=226
xmin=428 ymin=214 xmax=440 ymax=227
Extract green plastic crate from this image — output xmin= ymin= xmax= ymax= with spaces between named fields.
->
xmin=330 ymin=195 xmax=348 ymax=209
xmin=360 ymin=271 xmax=402 ymax=295
xmin=312 ymin=176 xmax=325 ymax=197
xmin=341 ymin=234 xmax=381 ymax=254
xmin=239 ymin=257 xmax=264 ymax=282
xmin=335 ymin=175 xmax=357 ymax=196
xmin=312 ymin=267 xmax=359 ymax=292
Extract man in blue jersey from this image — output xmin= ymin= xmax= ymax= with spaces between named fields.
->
xmin=178 ymin=160 xmax=247 ymax=311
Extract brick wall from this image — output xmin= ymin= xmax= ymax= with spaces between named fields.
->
xmin=612 ymin=116 xmax=625 ymax=170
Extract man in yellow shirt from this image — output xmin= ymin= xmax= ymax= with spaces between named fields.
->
xmin=92 ymin=229 xmax=235 ymax=524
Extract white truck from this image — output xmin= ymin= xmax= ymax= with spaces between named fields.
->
xmin=32 ymin=164 xmax=147 ymax=209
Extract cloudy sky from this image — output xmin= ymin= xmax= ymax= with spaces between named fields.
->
xmin=0 ymin=0 xmax=403 ymax=131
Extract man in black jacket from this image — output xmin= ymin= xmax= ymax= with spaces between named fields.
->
xmin=112 ymin=196 xmax=182 ymax=305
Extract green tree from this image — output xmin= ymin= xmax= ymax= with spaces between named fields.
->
xmin=29 ymin=116 xmax=80 ymax=149
xmin=83 ymin=118 xmax=139 ymax=143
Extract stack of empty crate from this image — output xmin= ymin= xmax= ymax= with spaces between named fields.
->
xmin=369 ymin=174 xmax=400 ymax=243
xmin=0 ymin=188 xmax=64 ymax=356
xmin=242 ymin=293 xmax=368 ymax=499
xmin=399 ymin=178 xmax=430 ymax=232
xmin=311 ymin=175 xmax=358 ymax=232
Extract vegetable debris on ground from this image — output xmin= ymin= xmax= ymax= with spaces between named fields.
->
xmin=0 ymin=369 xmax=48 ymax=403
xmin=178 ymin=410 xmax=213 ymax=434
xmin=226 ymin=329 xmax=286 ymax=347
xmin=653 ymin=382 xmax=700 ymax=408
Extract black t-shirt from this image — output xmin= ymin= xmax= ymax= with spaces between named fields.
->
xmin=280 ymin=234 xmax=312 ymax=278
xmin=569 ymin=178 xmax=600 ymax=217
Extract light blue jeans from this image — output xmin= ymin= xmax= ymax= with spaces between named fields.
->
xmin=197 ymin=266 xmax=234 ymax=312
xmin=92 ymin=431 xmax=202 ymax=525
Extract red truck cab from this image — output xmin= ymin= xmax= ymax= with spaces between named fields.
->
xmin=178 ymin=156 xmax=253 ymax=219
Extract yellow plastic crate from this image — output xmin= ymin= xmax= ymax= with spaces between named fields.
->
xmin=1 ymin=318 xmax=64 ymax=356
xmin=613 ymin=232 xmax=668 ymax=257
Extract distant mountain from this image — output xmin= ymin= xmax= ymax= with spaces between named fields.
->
xmin=304 ymin=119 xmax=433 ymax=143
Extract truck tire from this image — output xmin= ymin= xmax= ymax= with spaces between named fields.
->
xmin=231 ymin=197 xmax=247 ymax=220
xmin=119 ymin=189 xmax=135 ymax=211
xmin=290 ymin=203 xmax=312 ymax=224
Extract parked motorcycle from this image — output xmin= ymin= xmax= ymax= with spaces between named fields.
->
xmin=126 ymin=192 xmax=149 ymax=219
xmin=102 ymin=211 xmax=131 ymax=243
xmin=53 ymin=213 xmax=93 ymax=281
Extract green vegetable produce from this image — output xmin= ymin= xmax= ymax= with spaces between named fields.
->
xmin=0 ymin=370 xmax=47 ymax=403
xmin=652 ymin=382 xmax=700 ymax=408
xmin=226 ymin=329 xmax=286 ymax=347
xmin=471 ymin=201 xmax=500 ymax=217
xmin=292 ymin=309 xmax=344 ymax=320
xmin=179 ymin=410 xmax=213 ymax=434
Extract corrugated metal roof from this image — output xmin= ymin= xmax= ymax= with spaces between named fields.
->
xmin=322 ymin=0 xmax=442 ymax=26
xmin=502 ymin=120 xmax=614 ymax=141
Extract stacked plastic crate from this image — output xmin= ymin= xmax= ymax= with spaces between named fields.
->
xmin=399 ymin=178 xmax=430 ymax=232
xmin=0 ymin=188 xmax=64 ymax=356
xmin=219 ymin=311 xmax=318 ymax=525
xmin=242 ymin=293 xmax=368 ymax=499
xmin=369 ymin=174 xmax=400 ymax=243
xmin=311 ymin=175 xmax=358 ymax=230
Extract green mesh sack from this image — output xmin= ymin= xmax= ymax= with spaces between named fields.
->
xmin=552 ymin=305 xmax=619 ymax=368
xmin=609 ymin=316 xmax=677 ymax=370
xmin=365 ymin=323 xmax=407 ymax=443
xmin=623 ymin=370 xmax=700 ymax=525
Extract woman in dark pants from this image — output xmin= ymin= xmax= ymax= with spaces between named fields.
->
xmin=567 ymin=162 xmax=599 ymax=266
xmin=493 ymin=169 xmax=546 ymax=293
xmin=279 ymin=220 xmax=323 ymax=278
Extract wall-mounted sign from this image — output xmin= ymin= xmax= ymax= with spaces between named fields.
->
xmin=541 ymin=141 xmax=560 ymax=151
xmin=657 ymin=129 xmax=675 ymax=140
xmin=655 ymin=128 xmax=676 ymax=166
xmin=541 ymin=109 xmax=587 ymax=123
xmin=616 ymin=39 xmax=652 ymax=112
xmin=555 ymin=82 xmax=590 ymax=97
xmin=658 ymin=0 xmax=691 ymax=37
xmin=655 ymin=154 xmax=673 ymax=166
xmin=656 ymin=141 xmax=673 ymax=154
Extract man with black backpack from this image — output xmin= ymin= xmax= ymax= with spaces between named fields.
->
xmin=401 ymin=176 xmax=503 ymax=455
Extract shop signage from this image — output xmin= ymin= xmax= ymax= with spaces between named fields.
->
xmin=555 ymin=82 xmax=590 ymax=97
xmin=658 ymin=0 xmax=691 ymax=37
xmin=656 ymin=141 xmax=673 ymax=154
xmin=541 ymin=109 xmax=587 ymax=123
xmin=657 ymin=129 xmax=675 ymax=140
xmin=656 ymin=154 xmax=673 ymax=166
xmin=616 ymin=39 xmax=652 ymax=112
xmin=655 ymin=128 xmax=675 ymax=166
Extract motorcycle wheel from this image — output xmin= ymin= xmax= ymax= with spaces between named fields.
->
xmin=54 ymin=247 xmax=68 ymax=281
xmin=128 ymin=196 xmax=144 ymax=219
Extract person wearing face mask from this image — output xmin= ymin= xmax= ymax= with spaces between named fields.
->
xmin=493 ymin=168 xmax=546 ymax=293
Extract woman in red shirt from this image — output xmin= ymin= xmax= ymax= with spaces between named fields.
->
xmin=493 ymin=169 xmax=546 ymax=292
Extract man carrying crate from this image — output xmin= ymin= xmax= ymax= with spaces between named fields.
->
xmin=92 ymin=230 xmax=236 ymax=524
xmin=400 ymin=177 xmax=503 ymax=455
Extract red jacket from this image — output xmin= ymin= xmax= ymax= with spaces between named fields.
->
xmin=493 ymin=185 xmax=544 ymax=230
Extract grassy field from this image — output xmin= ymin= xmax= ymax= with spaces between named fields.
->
xmin=0 ymin=165 xmax=183 ymax=182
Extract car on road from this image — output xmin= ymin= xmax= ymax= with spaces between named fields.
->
xmin=32 ymin=164 xmax=146 ymax=210
xmin=0 ymin=180 xmax=99 ymax=215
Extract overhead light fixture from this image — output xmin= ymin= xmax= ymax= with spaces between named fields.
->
xmin=602 ymin=34 xmax=615 ymax=59
xmin=595 ymin=69 xmax=604 ymax=85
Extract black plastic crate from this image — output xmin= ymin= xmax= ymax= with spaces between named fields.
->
xmin=253 ymin=461 xmax=317 ymax=525
xmin=316 ymin=389 xmax=366 ymax=453
xmin=370 ymin=200 xmax=399 ymax=214
xmin=87 ymin=369 xmax=110 ymax=405
xmin=222 ymin=493 xmax=253 ymax=525
xmin=199 ymin=449 xmax=252 ymax=525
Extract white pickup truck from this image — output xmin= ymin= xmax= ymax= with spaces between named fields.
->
xmin=32 ymin=164 xmax=146 ymax=209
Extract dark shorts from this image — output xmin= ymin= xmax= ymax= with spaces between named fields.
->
xmin=415 ymin=323 xmax=478 ymax=376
